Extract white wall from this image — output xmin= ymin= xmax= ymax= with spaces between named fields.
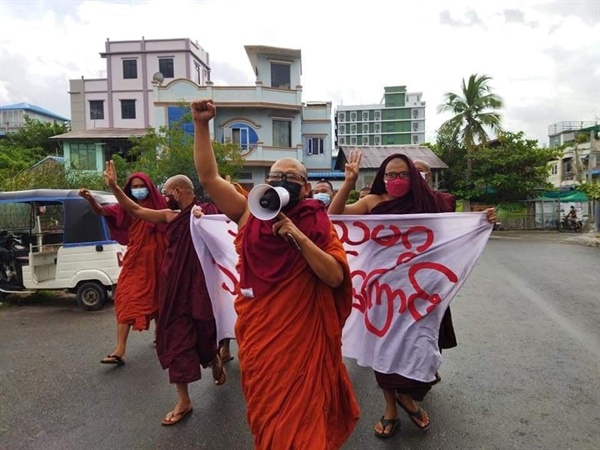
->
xmin=111 ymin=91 xmax=146 ymax=128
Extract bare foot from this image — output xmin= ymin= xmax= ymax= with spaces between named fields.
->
xmin=219 ymin=345 xmax=233 ymax=363
xmin=211 ymin=355 xmax=226 ymax=386
xmin=162 ymin=402 xmax=193 ymax=426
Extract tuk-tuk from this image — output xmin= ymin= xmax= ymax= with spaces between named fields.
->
xmin=0 ymin=189 xmax=126 ymax=310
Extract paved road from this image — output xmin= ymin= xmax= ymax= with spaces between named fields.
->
xmin=1 ymin=238 xmax=598 ymax=450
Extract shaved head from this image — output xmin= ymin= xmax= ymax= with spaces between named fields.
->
xmin=271 ymin=158 xmax=308 ymax=179
xmin=413 ymin=159 xmax=430 ymax=172
xmin=165 ymin=174 xmax=194 ymax=191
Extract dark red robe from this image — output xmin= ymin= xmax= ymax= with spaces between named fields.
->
xmin=155 ymin=201 xmax=219 ymax=384
xmin=369 ymin=154 xmax=456 ymax=399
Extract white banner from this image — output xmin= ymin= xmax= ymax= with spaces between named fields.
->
xmin=191 ymin=213 xmax=492 ymax=382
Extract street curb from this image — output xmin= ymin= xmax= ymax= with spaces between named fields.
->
xmin=490 ymin=231 xmax=600 ymax=248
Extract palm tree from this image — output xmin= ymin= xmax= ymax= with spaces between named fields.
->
xmin=438 ymin=74 xmax=504 ymax=174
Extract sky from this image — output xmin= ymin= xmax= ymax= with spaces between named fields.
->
xmin=0 ymin=0 xmax=598 ymax=146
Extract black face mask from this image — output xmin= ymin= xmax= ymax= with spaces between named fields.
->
xmin=267 ymin=180 xmax=302 ymax=211
xmin=165 ymin=196 xmax=179 ymax=210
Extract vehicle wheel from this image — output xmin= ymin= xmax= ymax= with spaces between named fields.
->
xmin=76 ymin=282 xmax=107 ymax=311
xmin=557 ymin=222 xmax=566 ymax=232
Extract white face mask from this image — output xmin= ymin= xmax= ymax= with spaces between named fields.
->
xmin=313 ymin=192 xmax=331 ymax=205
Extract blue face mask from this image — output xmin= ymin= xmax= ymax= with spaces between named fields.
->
xmin=131 ymin=187 xmax=149 ymax=200
xmin=313 ymin=192 xmax=331 ymax=206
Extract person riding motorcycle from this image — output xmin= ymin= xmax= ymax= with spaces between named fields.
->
xmin=565 ymin=206 xmax=582 ymax=231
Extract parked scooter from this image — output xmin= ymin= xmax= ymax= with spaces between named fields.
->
xmin=557 ymin=216 xmax=583 ymax=232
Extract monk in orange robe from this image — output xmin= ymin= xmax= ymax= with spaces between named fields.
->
xmin=79 ymin=172 xmax=167 ymax=365
xmin=103 ymin=164 xmax=226 ymax=426
xmin=192 ymin=99 xmax=360 ymax=449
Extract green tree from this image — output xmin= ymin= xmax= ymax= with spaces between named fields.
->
xmin=126 ymin=109 xmax=244 ymax=195
xmin=438 ymin=74 xmax=504 ymax=175
xmin=425 ymin=124 xmax=467 ymax=194
xmin=461 ymin=131 xmax=561 ymax=203
xmin=0 ymin=116 xmax=70 ymax=189
xmin=0 ymin=162 xmax=104 ymax=191
xmin=2 ymin=115 xmax=69 ymax=160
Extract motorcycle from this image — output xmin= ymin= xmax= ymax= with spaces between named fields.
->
xmin=557 ymin=216 xmax=583 ymax=232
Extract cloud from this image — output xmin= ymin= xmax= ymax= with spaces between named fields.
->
xmin=439 ymin=9 xmax=484 ymax=28
xmin=0 ymin=0 xmax=598 ymax=149
xmin=503 ymin=8 xmax=525 ymax=23
xmin=535 ymin=0 xmax=600 ymax=26
xmin=210 ymin=60 xmax=254 ymax=86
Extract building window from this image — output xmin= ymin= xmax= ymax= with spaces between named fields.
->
xmin=305 ymin=137 xmax=324 ymax=155
xmin=70 ymin=143 xmax=96 ymax=170
xmin=195 ymin=63 xmax=201 ymax=84
xmin=89 ymin=101 xmax=104 ymax=120
xmin=120 ymin=99 xmax=136 ymax=119
xmin=362 ymin=136 xmax=369 ymax=145
xmin=362 ymin=123 xmax=369 ymax=134
xmin=273 ymin=120 xmax=291 ymax=147
xmin=350 ymin=136 xmax=357 ymax=145
xmin=232 ymin=127 xmax=249 ymax=150
xmin=374 ymin=110 xmax=381 ymax=121
xmin=339 ymin=137 xmax=346 ymax=145
xmin=412 ymin=122 xmax=419 ymax=132
xmin=203 ymin=70 xmax=209 ymax=82
xmin=339 ymin=125 xmax=345 ymax=134
xmin=350 ymin=111 xmax=357 ymax=122
xmin=122 ymin=60 xmax=137 ymax=79
xmin=350 ymin=124 xmax=357 ymax=134
xmin=159 ymin=58 xmax=174 ymax=78
xmin=412 ymin=109 xmax=419 ymax=119
xmin=271 ymin=62 xmax=291 ymax=88
xmin=412 ymin=135 xmax=419 ymax=144
xmin=551 ymin=163 xmax=558 ymax=175
xmin=374 ymin=123 xmax=381 ymax=133
xmin=362 ymin=111 xmax=369 ymax=121
xmin=374 ymin=135 xmax=381 ymax=145
xmin=338 ymin=112 xmax=345 ymax=122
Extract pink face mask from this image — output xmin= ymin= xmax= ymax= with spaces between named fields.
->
xmin=385 ymin=178 xmax=411 ymax=198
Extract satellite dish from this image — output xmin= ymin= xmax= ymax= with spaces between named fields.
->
xmin=152 ymin=72 xmax=164 ymax=84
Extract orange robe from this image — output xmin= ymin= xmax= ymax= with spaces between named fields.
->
xmin=114 ymin=216 xmax=167 ymax=330
xmin=234 ymin=201 xmax=360 ymax=450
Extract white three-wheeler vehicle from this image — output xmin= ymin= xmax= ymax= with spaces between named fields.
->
xmin=0 ymin=189 xmax=126 ymax=310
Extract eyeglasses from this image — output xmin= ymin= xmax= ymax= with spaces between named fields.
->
xmin=384 ymin=171 xmax=410 ymax=180
xmin=267 ymin=171 xmax=307 ymax=184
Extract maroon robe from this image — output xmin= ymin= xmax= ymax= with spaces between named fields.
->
xmin=155 ymin=201 xmax=219 ymax=384
xmin=369 ymin=154 xmax=456 ymax=399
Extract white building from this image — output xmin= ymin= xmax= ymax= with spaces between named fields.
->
xmin=152 ymin=45 xmax=334 ymax=189
xmin=335 ymin=86 xmax=426 ymax=147
xmin=547 ymin=122 xmax=600 ymax=188
xmin=0 ymin=103 xmax=69 ymax=137
xmin=69 ymin=37 xmax=210 ymax=131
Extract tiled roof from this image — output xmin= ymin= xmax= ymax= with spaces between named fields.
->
xmin=50 ymin=128 xmax=149 ymax=139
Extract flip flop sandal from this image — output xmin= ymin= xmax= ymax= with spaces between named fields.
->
xmin=161 ymin=408 xmax=193 ymax=426
xmin=211 ymin=358 xmax=227 ymax=386
xmin=396 ymin=397 xmax=430 ymax=430
xmin=100 ymin=354 xmax=125 ymax=366
xmin=374 ymin=416 xmax=400 ymax=438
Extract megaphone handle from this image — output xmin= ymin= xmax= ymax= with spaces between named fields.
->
xmin=287 ymin=233 xmax=301 ymax=251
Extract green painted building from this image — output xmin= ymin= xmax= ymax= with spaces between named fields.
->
xmin=335 ymin=86 xmax=425 ymax=147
